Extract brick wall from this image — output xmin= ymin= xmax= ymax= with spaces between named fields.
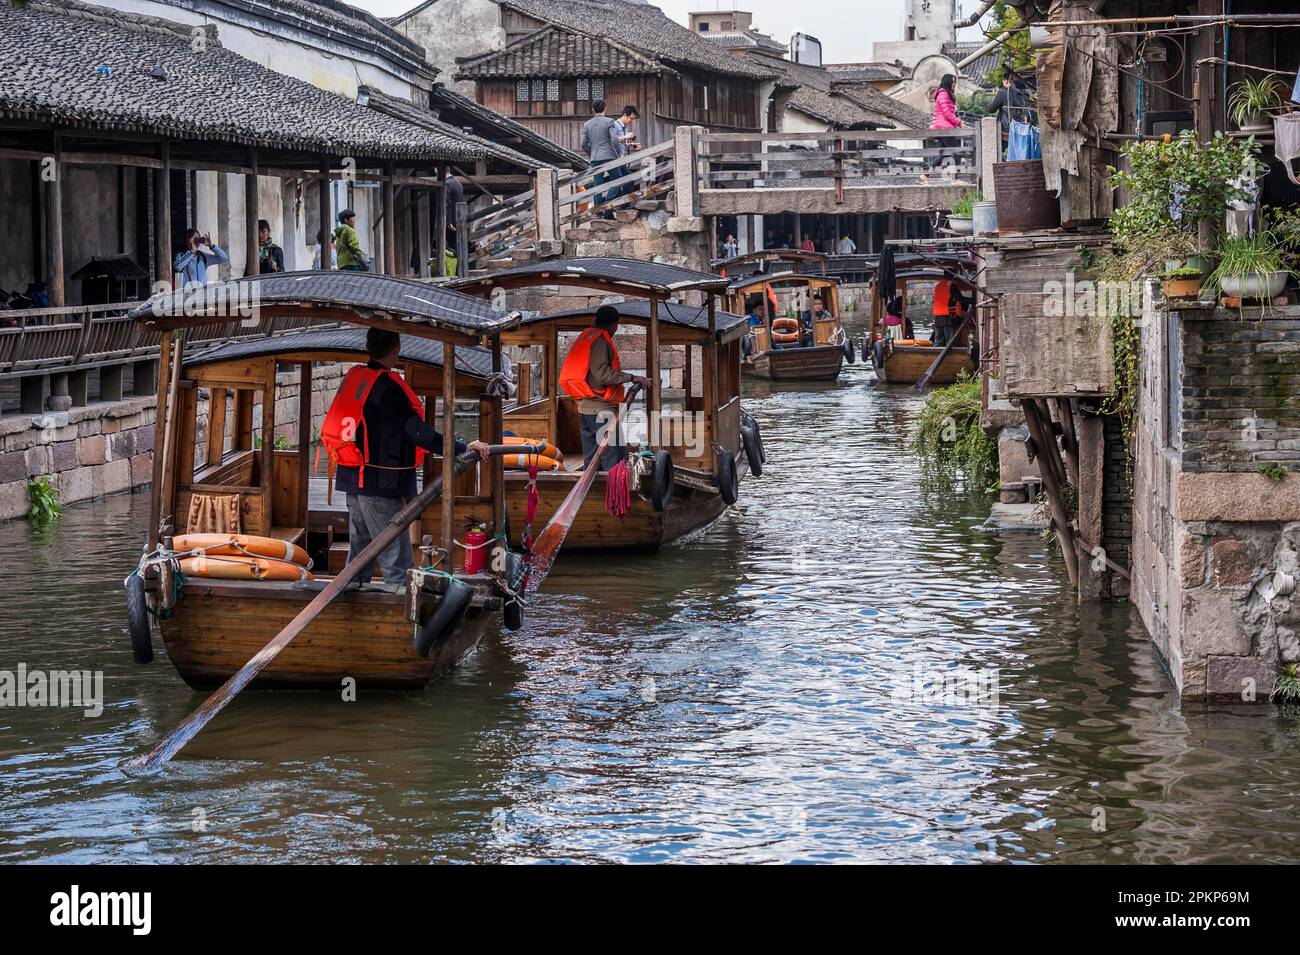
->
xmin=1180 ymin=307 xmax=1300 ymax=472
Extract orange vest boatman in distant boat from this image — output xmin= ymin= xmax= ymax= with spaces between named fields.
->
xmin=932 ymin=278 xmax=968 ymax=347
xmin=558 ymin=305 xmax=650 ymax=471
xmin=320 ymin=328 xmax=489 ymax=589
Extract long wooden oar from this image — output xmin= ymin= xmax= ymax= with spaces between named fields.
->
xmin=913 ymin=312 xmax=974 ymax=391
xmin=127 ymin=444 xmax=538 ymax=770
xmin=525 ymin=384 xmax=643 ymax=592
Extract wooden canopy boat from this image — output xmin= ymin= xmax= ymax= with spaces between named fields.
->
xmin=867 ymin=250 xmax=978 ymax=386
xmin=452 ymin=258 xmax=761 ymax=553
xmin=124 ymin=273 xmax=526 ymax=690
xmin=710 ymin=247 xmax=829 ymax=279
xmin=723 ymin=271 xmax=851 ymax=381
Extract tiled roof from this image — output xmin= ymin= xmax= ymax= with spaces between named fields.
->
xmin=457 ymin=25 xmax=661 ymax=79
xmin=700 ymin=30 xmax=786 ymax=53
xmin=360 ymin=86 xmax=543 ymax=170
xmin=751 ymin=53 xmax=928 ymax=130
xmin=496 ymin=0 xmax=775 ymax=80
xmin=429 ymin=84 xmax=586 ymax=169
xmin=0 ymin=0 xmax=484 ymax=161
xmin=825 ymin=61 xmax=910 ymax=83
xmin=942 ymin=41 xmax=1000 ymax=86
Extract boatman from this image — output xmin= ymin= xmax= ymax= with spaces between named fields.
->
xmin=932 ymin=277 xmax=968 ymax=347
xmin=320 ymin=328 xmax=490 ymax=589
xmin=558 ymin=305 xmax=650 ymax=472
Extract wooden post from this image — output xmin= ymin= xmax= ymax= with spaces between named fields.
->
xmin=417 ymin=189 xmax=432 ymax=277
xmin=383 ymin=162 xmax=397 ymax=276
xmin=833 ymin=135 xmax=844 ymax=206
xmin=647 ymin=297 xmax=661 ymax=444
xmin=1022 ymin=398 xmax=1078 ymax=585
xmin=298 ymin=362 xmax=312 ymax=526
xmin=245 ymin=146 xmax=259 ymax=277
xmin=317 ymin=159 xmax=332 ymax=270
xmin=260 ymin=368 xmax=276 ymax=531
xmin=706 ymin=295 xmax=719 ymax=424
xmin=435 ymin=169 xmax=447 ymax=278
xmin=441 ymin=344 xmax=457 ymax=565
xmin=155 ymin=141 xmax=172 ymax=288
xmin=534 ymin=167 xmax=560 ymax=246
xmin=490 ymin=336 xmax=505 ymax=531
xmin=455 ymin=200 xmax=469 ymax=277
xmin=206 ymin=387 xmax=228 ymax=467
xmin=793 ymin=212 xmax=802 ymax=249
xmin=45 ymin=130 xmax=65 ymax=307
xmin=148 ymin=333 xmax=181 ymax=548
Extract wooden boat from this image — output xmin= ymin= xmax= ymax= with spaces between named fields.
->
xmin=710 ymin=247 xmax=829 ymax=280
xmin=453 ymin=258 xmax=761 ymax=554
xmin=724 ymin=270 xmax=850 ymax=381
xmin=867 ymin=249 xmax=978 ymax=386
xmin=125 ymin=274 xmax=526 ymax=690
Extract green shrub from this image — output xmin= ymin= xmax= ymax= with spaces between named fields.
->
xmin=910 ymin=372 xmax=996 ymax=487
xmin=27 ymin=476 xmax=62 ymax=526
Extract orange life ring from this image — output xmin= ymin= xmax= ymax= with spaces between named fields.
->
xmin=771 ymin=331 xmax=802 ymax=344
xmin=503 ymin=435 xmax=564 ymax=462
xmin=503 ymin=453 xmax=564 ymax=471
xmin=894 ymin=339 xmax=934 ymax=347
xmin=179 ymin=555 xmax=314 ymax=582
xmin=173 ymin=533 xmax=310 ymax=567
xmin=771 ymin=317 xmax=800 ymax=333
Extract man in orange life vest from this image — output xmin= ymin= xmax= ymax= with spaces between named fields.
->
xmin=323 ymin=328 xmax=489 ymax=587
xmin=932 ymin=278 xmax=969 ymax=347
xmin=558 ymin=305 xmax=650 ymax=471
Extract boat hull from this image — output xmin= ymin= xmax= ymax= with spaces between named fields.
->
xmin=873 ymin=345 xmax=975 ymax=385
xmin=158 ymin=580 xmax=492 ymax=690
xmin=503 ymin=461 xmax=744 ymax=553
xmin=745 ymin=343 xmax=844 ymax=381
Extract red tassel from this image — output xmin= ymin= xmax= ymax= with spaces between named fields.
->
xmin=605 ymin=460 xmax=631 ymax=518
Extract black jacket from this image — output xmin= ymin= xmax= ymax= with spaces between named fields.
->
xmin=335 ymin=361 xmax=463 ymax=498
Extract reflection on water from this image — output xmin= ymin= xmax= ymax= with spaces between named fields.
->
xmin=2 ymin=360 xmax=1299 ymax=863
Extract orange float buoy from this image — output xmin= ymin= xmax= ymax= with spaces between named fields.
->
xmin=771 ymin=317 xmax=800 ymax=333
xmin=503 ymin=453 xmax=564 ymax=471
xmin=179 ymin=555 xmax=313 ymax=582
xmin=771 ymin=330 xmax=802 ymax=344
xmin=503 ymin=435 xmax=564 ymax=462
xmin=173 ymin=533 xmax=310 ymax=567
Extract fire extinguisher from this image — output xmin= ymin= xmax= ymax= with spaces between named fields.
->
xmin=463 ymin=524 xmax=488 ymax=575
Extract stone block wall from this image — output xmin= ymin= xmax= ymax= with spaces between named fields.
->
xmin=0 ymin=363 xmax=348 ymax=522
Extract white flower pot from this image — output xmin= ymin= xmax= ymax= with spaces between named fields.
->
xmin=1220 ymin=271 xmax=1288 ymax=300
xmin=947 ymin=215 xmax=974 ymax=235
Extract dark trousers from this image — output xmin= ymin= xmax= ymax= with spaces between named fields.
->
xmin=346 ymin=493 xmax=412 ymax=586
xmin=580 ymin=411 xmax=626 ymax=472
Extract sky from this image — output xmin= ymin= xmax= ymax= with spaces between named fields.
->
xmin=364 ymin=0 xmax=989 ymax=64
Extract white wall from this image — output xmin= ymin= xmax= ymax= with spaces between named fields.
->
xmin=393 ymin=0 xmax=504 ymax=97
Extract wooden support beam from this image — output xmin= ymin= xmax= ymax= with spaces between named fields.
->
xmin=206 ymin=387 xmax=228 ymax=467
xmin=490 ymin=336 xmax=505 ymax=531
xmin=298 ymin=362 xmax=312 ymax=526
xmin=455 ymin=200 xmax=469 ymax=277
xmin=647 ymin=297 xmax=661 ymax=437
xmin=1022 ymin=398 xmax=1078 ymax=585
xmin=45 ymin=131 xmax=65 ymax=307
xmin=148 ymin=332 xmax=177 ymax=548
xmin=245 ymin=146 xmax=259 ymax=277
xmin=441 ymin=343 xmax=457 ymax=566
xmin=435 ymin=169 xmax=448 ymax=277
xmin=317 ymin=158 xmax=332 ymax=270
xmin=154 ymin=142 xmax=172 ymax=287
xmin=383 ymin=161 xmax=397 ymax=275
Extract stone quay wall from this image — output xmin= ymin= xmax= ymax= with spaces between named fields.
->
xmin=0 ymin=364 xmax=346 ymax=522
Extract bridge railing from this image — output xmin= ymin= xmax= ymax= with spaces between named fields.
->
xmin=697 ymin=128 xmax=977 ymax=197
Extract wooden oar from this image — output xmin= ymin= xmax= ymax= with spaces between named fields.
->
xmin=126 ymin=444 xmax=539 ymax=771
xmin=913 ymin=312 xmax=974 ymax=391
xmin=525 ymin=384 xmax=643 ymax=592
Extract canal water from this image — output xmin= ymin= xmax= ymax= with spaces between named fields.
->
xmin=4 ymin=357 xmax=1300 ymax=864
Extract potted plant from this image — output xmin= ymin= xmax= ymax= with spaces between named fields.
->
xmin=1208 ymin=231 xmax=1291 ymax=302
xmin=947 ymin=191 xmax=978 ymax=234
xmin=1161 ymin=266 xmax=1205 ymax=300
xmin=1228 ymin=76 xmax=1286 ymax=132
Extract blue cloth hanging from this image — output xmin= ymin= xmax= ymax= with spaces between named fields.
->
xmin=1007 ymin=121 xmax=1041 ymax=161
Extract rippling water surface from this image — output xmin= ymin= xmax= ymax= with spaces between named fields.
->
xmin=4 ymin=358 xmax=1300 ymax=863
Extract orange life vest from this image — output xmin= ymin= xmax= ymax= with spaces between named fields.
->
xmin=933 ymin=280 xmax=961 ymax=317
xmin=317 ymin=365 xmax=426 ymax=491
xmin=559 ymin=327 xmax=625 ymax=403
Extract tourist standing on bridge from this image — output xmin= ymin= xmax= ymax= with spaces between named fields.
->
xmin=836 ymin=234 xmax=856 ymax=254
xmin=174 ymin=228 xmax=229 ymax=288
xmin=334 ymin=210 xmax=370 ymax=271
xmin=257 ymin=220 xmax=284 ymax=274
xmin=924 ymin=74 xmax=964 ymax=179
xmin=581 ymin=100 xmax=621 ymax=217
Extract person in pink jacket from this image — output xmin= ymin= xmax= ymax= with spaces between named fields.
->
xmin=930 ymin=74 xmax=962 ymax=129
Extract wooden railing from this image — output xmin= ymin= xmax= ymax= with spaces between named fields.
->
xmin=0 ymin=301 xmax=333 ymax=377
xmin=697 ymin=128 xmax=977 ymax=194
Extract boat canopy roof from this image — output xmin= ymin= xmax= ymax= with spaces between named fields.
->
xmin=727 ymin=270 xmax=842 ymax=293
xmin=451 ymin=257 xmax=729 ymax=297
xmin=533 ymin=299 xmax=748 ymax=336
xmin=129 ymin=271 xmax=520 ymax=337
xmin=711 ymin=248 xmax=828 ymax=272
xmin=182 ymin=328 xmax=496 ymax=380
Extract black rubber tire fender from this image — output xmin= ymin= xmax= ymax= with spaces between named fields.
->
xmin=414 ymin=578 xmax=474 ymax=658
xmin=842 ymin=338 xmax=856 ymax=364
xmin=872 ymin=339 xmax=887 ymax=368
xmin=125 ymin=573 xmax=153 ymax=664
xmin=741 ymin=412 xmax=766 ymax=464
xmin=503 ymin=596 xmax=524 ymax=632
xmin=715 ymin=449 xmax=739 ymax=506
xmin=652 ymin=449 xmax=675 ymax=512
xmin=740 ymin=424 xmax=763 ymax=478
